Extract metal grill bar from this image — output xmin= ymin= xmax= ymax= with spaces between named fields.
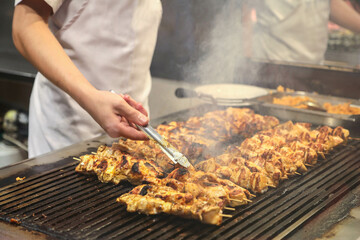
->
xmin=0 ymin=163 xmax=76 ymax=201
xmin=0 ymin=141 xmax=359 ymax=240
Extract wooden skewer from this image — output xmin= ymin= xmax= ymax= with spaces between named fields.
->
xmin=244 ymin=199 xmax=252 ymax=203
xmin=73 ymin=157 xmax=81 ymax=161
xmin=224 ymin=207 xmax=235 ymax=211
xmin=305 ymin=163 xmax=313 ymax=167
xmin=268 ymin=184 xmax=276 ymax=188
xmin=249 ymin=193 xmax=256 ymax=198
xmin=294 ymin=172 xmax=301 ymax=175
xmin=229 ymin=198 xmax=245 ymax=203
xmin=349 ymin=137 xmax=360 ymax=140
xmin=220 ymin=214 xmax=233 ymax=218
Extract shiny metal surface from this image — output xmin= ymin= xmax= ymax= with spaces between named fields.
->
xmin=137 ymin=124 xmax=191 ymax=168
xmin=110 ymin=90 xmax=190 ymax=168
xmin=254 ymin=91 xmax=360 ymax=130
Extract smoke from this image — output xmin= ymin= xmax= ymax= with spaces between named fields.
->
xmin=184 ymin=0 xmax=245 ymax=85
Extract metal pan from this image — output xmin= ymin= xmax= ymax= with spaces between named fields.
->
xmin=175 ymin=84 xmax=268 ymax=106
xmin=253 ymin=91 xmax=360 ymax=130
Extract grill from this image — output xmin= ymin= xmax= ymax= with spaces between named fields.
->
xmin=1 ymin=138 xmax=359 ymax=240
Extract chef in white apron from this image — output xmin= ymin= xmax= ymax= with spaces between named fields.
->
xmin=252 ymin=0 xmax=330 ymax=64
xmin=248 ymin=0 xmax=360 ymax=64
xmin=13 ymin=0 xmax=162 ymax=157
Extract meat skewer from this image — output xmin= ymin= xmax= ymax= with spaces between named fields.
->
xmin=75 ymin=150 xmax=166 ymax=185
xmin=74 ymin=107 xmax=350 ymax=225
xmin=196 ymin=122 xmax=349 ymax=193
xmin=164 ymin=167 xmax=253 ymax=207
xmin=117 ymin=184 xmax=226 ymax=225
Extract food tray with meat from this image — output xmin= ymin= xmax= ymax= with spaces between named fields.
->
xmin=253 ymin=91 xmax=360 ymax=130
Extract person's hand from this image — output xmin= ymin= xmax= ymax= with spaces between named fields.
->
xmin=84 ymin=90 xmax=149 ymax=140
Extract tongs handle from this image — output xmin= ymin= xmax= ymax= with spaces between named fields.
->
xmin=136 ymin=125 xmax=164 ymax=146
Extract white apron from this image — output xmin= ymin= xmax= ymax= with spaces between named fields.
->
xmin=28 ymin=0 xmax=162 ymax=157
xmin=252 ymin=0 xmax=330 ymax=64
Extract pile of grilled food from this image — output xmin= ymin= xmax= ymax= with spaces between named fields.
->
xmin=75 ymin=107 xmax=349 ymax=225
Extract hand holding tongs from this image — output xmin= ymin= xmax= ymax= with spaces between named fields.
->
xmin=110 ymin=90 xmax=191 ymax=168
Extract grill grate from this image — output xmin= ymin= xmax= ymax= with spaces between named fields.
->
xmin=1 ymin=140 xmax=360 ymax=240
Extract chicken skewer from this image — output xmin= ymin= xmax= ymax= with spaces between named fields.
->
xmin=196 ymin=157 xmax=275 ymax=193
xmin=163 ymin=167 xmax=253 ymax=207
xmin=75 ymin=150 xmax=166 ymax=185
xmin=117 ymin=184 xmax=226 ymax=225
xmin=196 ymin=122 xmax=349 ymax=193
xmin=75 ymin=107 xmax=350 ymax=225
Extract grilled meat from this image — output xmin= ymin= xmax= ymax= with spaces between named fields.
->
xmin=165 ymin=167 xmax=252 ymax=207
xmin=75 ymin=150 xmax=166 ymax=185
xmin=196 ymin=121 xmax=349 ymax=193
xmin=117 ymin=184 xmax=224 ymax=225
xmin=75 ymin=107 xmax=350 ymax=225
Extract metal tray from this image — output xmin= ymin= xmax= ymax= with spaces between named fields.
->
xmin=252 ymin=91 xmax=360 ymax=130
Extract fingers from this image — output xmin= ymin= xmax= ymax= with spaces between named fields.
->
xmin=122 ymin=94 xmax=148 ymax=117
xmin=113 ymin=94 xmax=149 ymax=127
xmin=117 ymin=124 xmax=149 ymax=140
xmin=107 ymin=116 xmax=148 ymax=140
xmin=85 ymin=90 xmax=150 ymax=140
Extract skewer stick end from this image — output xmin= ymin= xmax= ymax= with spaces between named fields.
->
xmin=224 ymin=207 xmax=235 ymax=211
xmin=229 ymin=198 xmax=244 ymax=203
xmin=349 ymin=137 xmax=360 ymax=141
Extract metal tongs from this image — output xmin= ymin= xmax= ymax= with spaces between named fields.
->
xmin=136 ymin=125 xmax=191 ymax=168
xmin=110 ymin=90 xmax=191 ymax=168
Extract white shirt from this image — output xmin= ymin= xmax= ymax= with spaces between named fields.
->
xmin=252 ymin=0 xmax=330 ymax=64
xmin=16 ymin=0 xmax=162 ymax=157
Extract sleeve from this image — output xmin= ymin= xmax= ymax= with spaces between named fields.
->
xmin=14 ymin=0 xmax=65 ymax=13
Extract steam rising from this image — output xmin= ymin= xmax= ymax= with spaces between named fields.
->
xmin=184 ymin=0 xmax=245 ymax=84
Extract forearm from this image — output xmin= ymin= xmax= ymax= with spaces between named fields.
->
xmin=12 ymin=2 xmax=96 ymax=110
xmin=12 ymin=0 xmax=149 ymax=140
xmin=330 ymin=0 xmax=360 ymax=33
